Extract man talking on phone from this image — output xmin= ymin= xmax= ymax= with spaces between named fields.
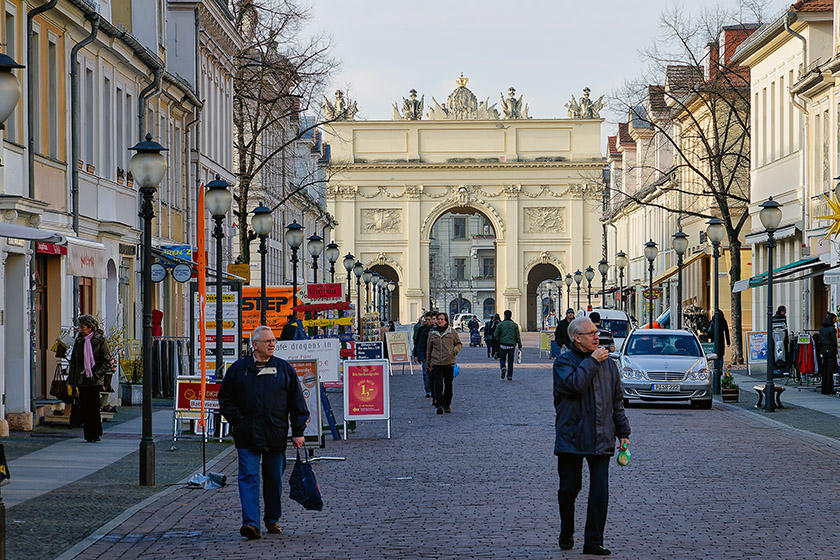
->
xmin=552 ymin=317 xmax=630 ymax=555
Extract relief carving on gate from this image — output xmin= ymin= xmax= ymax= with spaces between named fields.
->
xmin=361 ymin=208 xmax=402 ymax=233
xmin=524 ymin=207 xmax=565 ymax=233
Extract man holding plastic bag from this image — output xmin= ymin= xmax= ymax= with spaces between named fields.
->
xmin=219 ymin=325 xmax=310 ymax=540
xmin=494 ymin=310 xmax=522 ymax=380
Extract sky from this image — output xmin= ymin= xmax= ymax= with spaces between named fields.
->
xmin=300 ymin=0 xmax=794 ymax=139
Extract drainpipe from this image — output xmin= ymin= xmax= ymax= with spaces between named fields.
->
xmin=784 ymin=11 xmax=810 ymax=332
xmin=138 ymin=66 xmax=162 ymax=142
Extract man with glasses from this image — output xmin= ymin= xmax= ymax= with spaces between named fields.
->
xmin=552 ymin=317 xmax=630 ymax=556
xmin=219 ymin=325 xmax=310 ymax=540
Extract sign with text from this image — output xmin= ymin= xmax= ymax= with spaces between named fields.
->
xmin=297 ymin=283 xmax=345 ymax=303
xmin=343 ymin=359 xmax=390 ymax=420
xmin=355 ymin=341 xmax=383 ymax=360
xmin=160 ymin=244 xmax=192 ymax=265
xmin=227 ymin=263 xmax=251 ymax=283
xmin=193 ymin=287 xmax=240 ymax=377
xmin=288 ymin=359 xmax=321 ymax=439
xmin=175 ymin=379 xmax=221 ymax=412
xmin=241 ymin=286 xmax=295 ymax=337
xmin=642 ymin=287 xmax=663 ymax=300
xmin=275 ymin=338 xmax=340 ymax=383
xmin=385 ymin=331 xmax=410 ymax=364
xmin=746 ymin=331 xmax=767 ymax=364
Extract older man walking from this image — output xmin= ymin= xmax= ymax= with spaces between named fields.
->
xmin=553 ymin=317 xmax=630 ymax=555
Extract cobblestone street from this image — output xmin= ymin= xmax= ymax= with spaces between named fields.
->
xmin=62 ymin=335 xmax=840 ymax=559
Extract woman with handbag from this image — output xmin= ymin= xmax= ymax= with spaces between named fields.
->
xmin=425 ymin=312 xmax=462 ymax=415
xmin=67 ymin=315 xmax=112 ymax=442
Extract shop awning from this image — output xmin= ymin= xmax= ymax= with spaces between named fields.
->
xmin=732 ymin=255 xmax=827 ymax=293
xmin=66 ymin=236 xmax=107 ymax=278
xmin=0 ymin=222 xmax=64 ymax=243
xmin=652 ymin=251 xmax=706 ymax=287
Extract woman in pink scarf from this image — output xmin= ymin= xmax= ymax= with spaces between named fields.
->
xmin=67 ymin=314 xmax=112 ymax=442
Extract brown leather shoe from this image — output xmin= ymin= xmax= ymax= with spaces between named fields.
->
xmin=239 ymin=524 xmax=261 ymax=540
xmin=266 ymin=523 xmax=282 ymax=534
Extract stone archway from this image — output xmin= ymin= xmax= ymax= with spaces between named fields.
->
xmin=371 ymin=264 xmax=400 ymax=321
xmin=526 ymin=263 xmax=562 ymax=331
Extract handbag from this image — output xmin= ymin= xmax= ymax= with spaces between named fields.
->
xmin=49 ymin=364 xmax=72 ymax=404
xmin=453 ymin=363 xmax=460 ymax=378
xmin=289 ymin=448 xmax=323 ymax=511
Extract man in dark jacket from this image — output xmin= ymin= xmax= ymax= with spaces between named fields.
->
xmin=553 ymin=317 xmax=630 ymax=555
xmin=494 ymin=310 xmax=522 ymax=380
xmin=219 ymin=325 xmax=309 ymax=540
xmin=280 ymin=314 xmax=298 ymax=341
xmin=413 ymin=312 xmax=435 ymax=397
xmin=555 ymin=308 xmax=576 ymax=351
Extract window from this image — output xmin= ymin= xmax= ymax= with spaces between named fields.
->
xmin=454 ymin=258 xmax=466 ymax=281
xmin=79 ymin=277 xmax=94 ymax=315
xmin=84 ymin=67 xmax=94 ymax=166
xmin=769 ymin=81 xmax=775 ymax=161
xmin=482 ymin=257 xmax=495 ymax=278
xmin=103 ymin=77 xmax=112 ymax=179
xmin=116 ymin=88 xmax=124 ymax=177
xmin=47 ymin=38 xmax=58 ymax=158
xmin=31 ymin=29 xmax=40 ymax=152
xmin=453 ymin=217 xmax=467 ymax=239
xmin=173 ymin=125 xmax=181 ymax=208
xmin=4 ymin=8 xmax=16 ymax=142
xmin=779 ymin=75 xmax=784 ymax=157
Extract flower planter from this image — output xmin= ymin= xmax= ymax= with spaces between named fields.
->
xmin=121 ymin=383 xmax=143 ymax=406
xmin=721 ymin=387 xmax=739 ymax=403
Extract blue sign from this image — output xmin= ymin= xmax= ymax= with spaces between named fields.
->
xmin=355 ymin=341 xmax=383 ymax=360
xmin=160 ymin=244 xmax=192 ymax=265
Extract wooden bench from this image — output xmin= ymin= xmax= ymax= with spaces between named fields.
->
xmin=753 ymin=384 xmax=786 ymax=409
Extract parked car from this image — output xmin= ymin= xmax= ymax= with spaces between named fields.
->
xmin=586 ymin=308 xmax=632 ymax=352
xmin=615 ymin=328 xmax=713 ymax=409
xmin=452 ymin=313 xmax=479 ymax=332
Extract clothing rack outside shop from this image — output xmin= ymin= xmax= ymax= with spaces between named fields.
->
xmin=150 ymin=336 xmax=190 ymax=399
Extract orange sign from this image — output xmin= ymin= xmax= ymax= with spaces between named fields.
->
xmin=241 ymin=286 xmax=296 ymax=337
xmin=175 ymin=380 xmax=221 ymax=412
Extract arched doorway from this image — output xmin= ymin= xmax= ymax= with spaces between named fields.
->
xmin=371 ymin=264 xmax=400 ymax=322
xmin=526 ymin=263 xmax=562 ymax=331
xmin=428 ymin=208 xmax=496 ymax=320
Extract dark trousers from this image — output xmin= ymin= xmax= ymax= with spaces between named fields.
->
xmin=557 ymin=454 xmax=610 ymax=548
xmin=499 ymin=346 xmax=515 ymax=375
xmin=430 ymin=364 xmax=454 ymax=408
xmin=78 ymin=385 xmax=103 ymax=441
xmin=486 ymin=338 xmax=493 ymax=357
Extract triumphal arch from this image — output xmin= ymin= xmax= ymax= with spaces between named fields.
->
xmin=324 ymin=77 xmax=606 ymax=329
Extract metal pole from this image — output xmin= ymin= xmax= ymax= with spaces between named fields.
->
xmin=576 ymin=285 xmax=580 ymax=311
xmin=648 ymin=261 xmax=654 ymax=329
xmin=259 ymin=235 xmax=267 ymax=326
xmin=567 ymin=286 xmax=570 ymax=310
xmin=312 ymin=256 xmax=319 ymax=285
xmin=330 ymin=263 xmax=336 ymax=283
xmin=346 ymin=270 xmax=352 ymax=302
xmin=676 ymin=254 xmax=683 ymax=330
xmin=139 ymin=186 xmax=155 ymax=486
xmin=356 ymin=277 xmax=363 ymax=336
xmin=765 ymin=231 xmax=776 ymax=411
xmin=214 ymin=216 xmax=225 ymax=381
xmin=713 ymin=243 xmax=721 ymax=395
xmin=291 ymin=247 xmax=299 ymax=318
xmin=619 ymin=270 xmax=624 ymax=312
xmin=587 ymin=280 xmax=592 ymax=309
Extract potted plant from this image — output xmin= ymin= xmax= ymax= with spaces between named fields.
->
xmin=721 ymin=364 xmax=739 ymax=403
xmin=119 ymin=357 xmax=143 ymax=405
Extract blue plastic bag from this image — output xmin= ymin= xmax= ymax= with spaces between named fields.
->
xmin=453 ymin=363 xmax=461 ymax=378
xmin=289 ymin=448 xmax=323 ymax=511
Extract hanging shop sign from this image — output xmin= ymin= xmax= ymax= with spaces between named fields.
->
xmin=151 ymin=263 xmax=167 ymax=282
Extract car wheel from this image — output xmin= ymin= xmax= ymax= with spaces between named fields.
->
xmin=692 ymin=399 xmax=712 ymax=409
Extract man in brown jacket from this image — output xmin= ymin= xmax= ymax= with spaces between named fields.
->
xmin=425 ymin=312 xmax=463 ymax=414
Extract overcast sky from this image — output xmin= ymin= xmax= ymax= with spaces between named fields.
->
xmin=301 ymin=0 xmax=793 ymax=140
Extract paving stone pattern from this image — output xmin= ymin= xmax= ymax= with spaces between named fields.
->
xmin=70 ymin=336 xmax=840 ymax=559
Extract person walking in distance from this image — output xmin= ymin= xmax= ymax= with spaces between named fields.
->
xmin=67 ymin=314 xmax=113 ymax=443
xmin=413 ymin=312 xmax=435 ymax=398
xmin=817 ymin=312 xmax=838 ymax=395
xmin=426 ymin=312 xmax=462 ymax=414
xmin=494 ymin=310 xmax=522 ymax=380
xmin=219 ymin=326 xmax=310 ymax=540
xmin=555 ymin=308 xmax=576 ymax=352
xmin=553 ymin=317 xmax=630 ymax=555
xmin=588 ymin=312 xmax=615 ymax=353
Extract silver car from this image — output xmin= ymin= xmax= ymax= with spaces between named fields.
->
xmin=616 ymin=329 xmax=713 ymax=409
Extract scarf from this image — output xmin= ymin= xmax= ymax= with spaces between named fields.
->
xmin=83 ymin=332 xmax=96 ymax=378
xmin=435 ymin=324 xmax=448 ymax=333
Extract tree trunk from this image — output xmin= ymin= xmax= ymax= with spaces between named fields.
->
xmin=238 ymin=175 xmax=251 ymax=264
xmin=728 ymin=238 xmax=744 ymax=364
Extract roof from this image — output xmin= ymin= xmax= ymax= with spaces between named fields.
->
xmin=648 ymin=85 xmax=667 ymax=112
xmin=617 ymin=122 xmax=634 ymax=145
xmin=665 ymin=65 xmax=703 ymax=97
xmin=630 ymin=105 xmax=650 ymax=129
xmin=791 ymin=0 xmax=833 ymax=11
xmin=607 ymin=136 xmax=619 ymax=157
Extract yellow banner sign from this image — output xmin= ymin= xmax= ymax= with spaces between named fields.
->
xmin=227 ymin=263 xmax=251 ymax=283
xmin=301 ymin=317 xmax=354 ymax=327
xmin=206 ymin=321 xmax=235 ymax=329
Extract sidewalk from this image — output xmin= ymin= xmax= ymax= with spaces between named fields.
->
xmin=731 ymin=368 xmax=840 ymax=417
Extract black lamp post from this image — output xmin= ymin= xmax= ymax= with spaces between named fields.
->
xmin=573 ymin=270 xmax=583 ymax=311
xmin=321 ymin=220 xmax=333 ymax=283
xmin=325 ymin=242 xmax=340 ymax=282
xmin=565 ymin=273 xmax=573 ymax=310
xmin=706 ymin=217 xmax=726 ymax=394
xmin=760 ymin=198 xmax=783 ymax=411
xmin=307 ymin=234 xmax=324 ymax=284
xmin=251 ymin=205 xmax=274 ymax=326
xmin=584 ymin=266 xmax=595 ymax=309
xmin=598 ymin=259 xmax=609 ymax=307
xmin=285 ymin=221 xmax=304 ymax=318
xmin=554 ymin=276 xmax=563 ymax=317
xmin=363 ymin=268 xmax=373 ymax=312
xmin=371 ymin=273 xmax=380 ymax=314
xmin=672 ymin=231 xmax=688 ymax=330
xmin=343 ymin=253 xmax=355 ymax=302
xmin=129 ymin=133 xmax=168 ymax=487
xmin=388 ymin=280 xmax=396 ymax=320
xmin=644 ymin=240 xmax=657 ymax=329
xmin=353 ymin=261 xmax=363 ymax=334
xmin=378 ymin=276 xmax=387 ymax=317
xmin=616 ymin=251 xmax=627 ymax=312
xmin=206 ymin=175 xmax=233 ymax=384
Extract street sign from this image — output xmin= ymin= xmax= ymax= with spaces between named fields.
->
xmin=297 ymin=283 xmax=344 ymax=303
xmin=151 ymin=263 xmax=167 ymax=282
xmin=301 ymin=316 xmax=353 ymax=327
xmin=227 ymin=263 xmax=250 ymax=283
xmin=172 ymin=263 xmax=192 ymax=283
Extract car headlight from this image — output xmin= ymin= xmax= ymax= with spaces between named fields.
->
xmin=687 ymin=365 xmax=710 ymax=381
xmin=621 ymin=366 xmax=646 ymax=380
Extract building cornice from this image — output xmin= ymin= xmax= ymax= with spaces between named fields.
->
xmin=331 ymin=160 xmax=606 ymax=171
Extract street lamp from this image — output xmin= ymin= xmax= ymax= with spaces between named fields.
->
xmin=307 ymin=234 xmax=324 ymax=284
xmin=615 ymin=251 xmax=627 ymax=312
xmin=363 ymin=268 xmax=373 ymax=312
xmin=706 ymin=217 xmax=726 ymax=394
xmin=325 ymin=242 xmax=340 ymax=282
xmin=378 ymin=275 xmax=387 ymax=317
xmin=129 ymin=133 xmax=167 ymax=487
xmin=206 ymin=175 xmax=233 ymax=383
xmin=584 ymin=266 xmax=595 ymax=309
xmin=573 ymin=269 xmax=583 ymax=311
xmin=388 ymin=280 xmax=396 ymax=320
xmin=343 ymin=253 xmax=355 ymax=302
xmin=598 ymin=259 xmax=609 ymax=307
xmin=564 ymin=273 xmax=573 ymax=310
xmin=371 ymin=273 xmax=380 ymax=314
xmin=0 ymin=53 xmax=23 ymax=124
xmin=672 ymin=231 xmax=689 ymax=330
xmin=251 ymin=205 xmax=274 ymax=326
xmin=353 ymin=261 xmax=363 ymax=334
xmin=760 ymin=197 xmax=783 ymax=412
xmin=554 ymin=276 xmax=563 ymax=318
xmin=644 ymin=240 xmax=658 ymax=329
xmin=285 ymin=220 xmax=304 ymax=317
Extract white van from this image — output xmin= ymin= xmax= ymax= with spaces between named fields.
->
xmin=586 ymin=308 xmax=632 ymax=352
xmin=452 ymin=313 xmax=479 ymax=332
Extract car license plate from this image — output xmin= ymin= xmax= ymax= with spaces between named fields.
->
xmin=652 ymin=383 xmax=680 ymax=392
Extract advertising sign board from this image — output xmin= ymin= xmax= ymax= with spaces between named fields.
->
xmin=385 ymin=331 xmax=410 ymax=364
xmin=275 ymin=338 xmax=340 ymax=383
xmin=288 ymin=359 xmax=321 ymax=440
xmin=343 ymin=359 xmax=390 ymax=421
xmin=241 ymin=286 xmax=295 ymax=337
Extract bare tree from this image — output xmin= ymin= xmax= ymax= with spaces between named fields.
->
xmin=229 ymin=0 xmax=340 ymax=263
xmin=607 ymin=3 xmax=775 ymax=362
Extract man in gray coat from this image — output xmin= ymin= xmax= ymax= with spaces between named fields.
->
xmin=553 ymin=317 xmax=630 ymax=556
